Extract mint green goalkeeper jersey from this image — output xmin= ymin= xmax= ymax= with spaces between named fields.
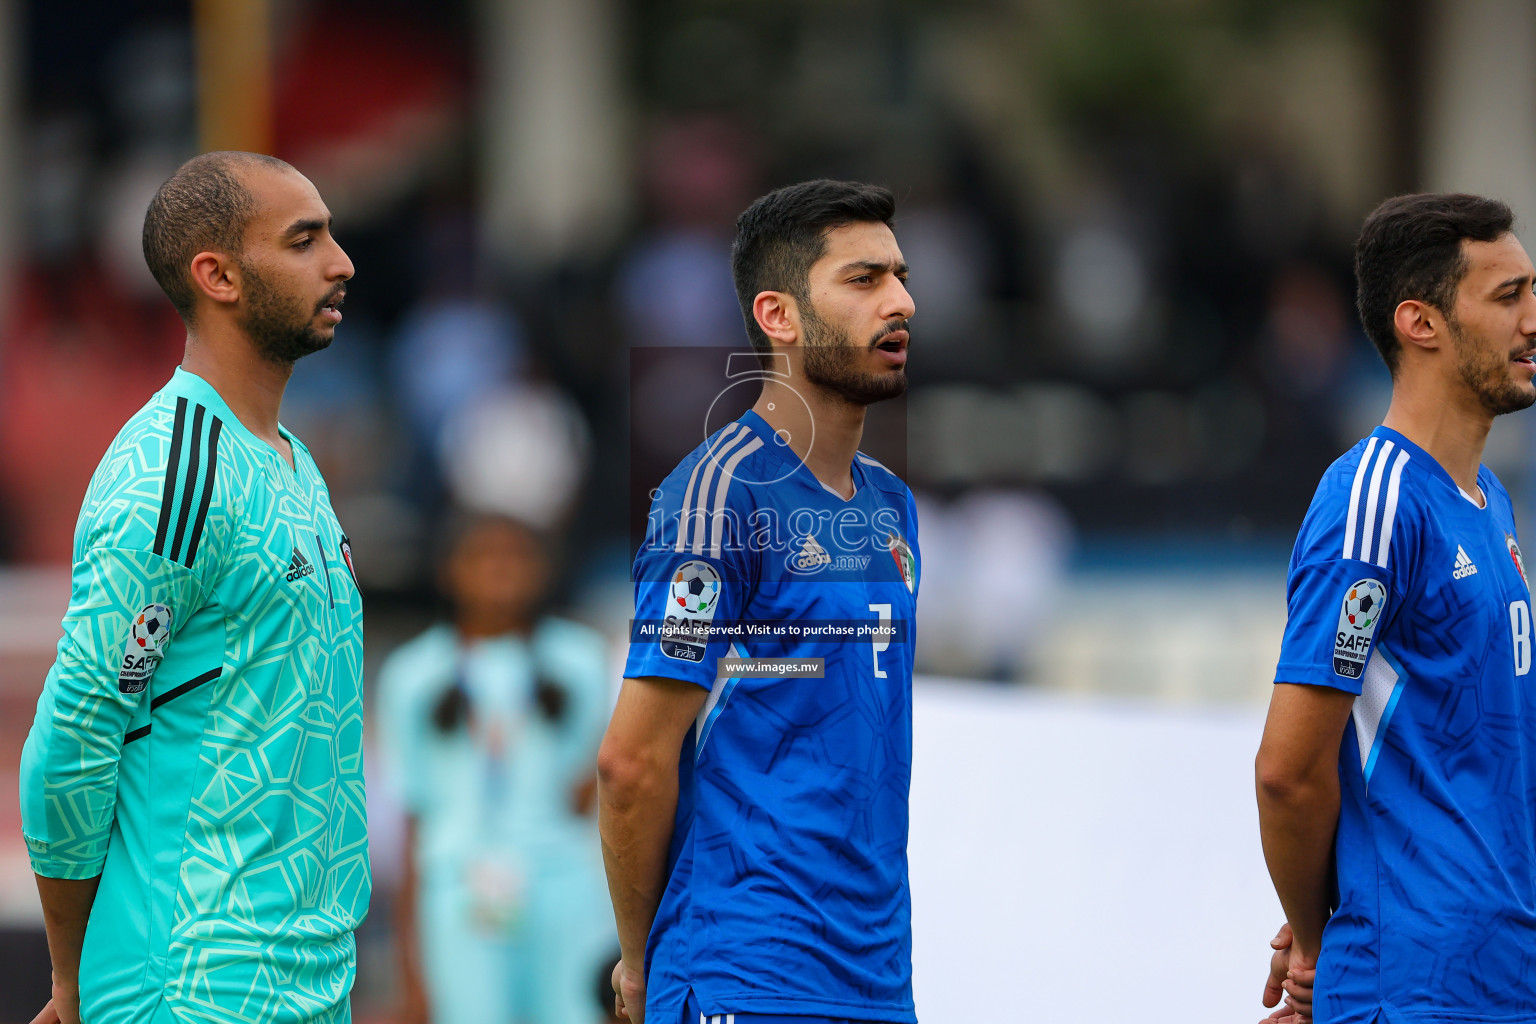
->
xmin=19 ymin=367 xmax=369 ymax=1024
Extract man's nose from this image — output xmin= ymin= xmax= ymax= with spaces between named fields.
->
xmin=331 ymin=241 xmax=355 ymax=281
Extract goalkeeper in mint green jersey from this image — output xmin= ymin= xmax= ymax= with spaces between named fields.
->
xmin=19 ymin=152 xmax=364 ymax=1024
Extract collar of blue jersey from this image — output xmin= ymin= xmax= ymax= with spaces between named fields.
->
xmin=1369 ymin=423 xmax=1488 ymax=506
xmin=734 ymin=407 xmax=869 ymax=497
xmin=166 ymin=366 xmax=308 ymax=464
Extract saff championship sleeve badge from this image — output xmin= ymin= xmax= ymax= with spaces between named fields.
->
xmin=1333 ymin=579 xmax=1385 ymax=680
xmin=118 ymin=603 xmax=173 ymax=694
xmin=661 ymin=560 xmax=721 ymax=663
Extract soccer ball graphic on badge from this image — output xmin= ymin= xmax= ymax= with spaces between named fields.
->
xmin=1343 ymin=580 xmax=1384 ymax=632
xmin=131 ymin=604 xmax=172 ymax=654
xmin=670 ymin=561 xmax=721 ymax=615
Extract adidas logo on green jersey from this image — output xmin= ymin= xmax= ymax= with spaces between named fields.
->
xmin=285 ymin=548 xmax=316 ymax=582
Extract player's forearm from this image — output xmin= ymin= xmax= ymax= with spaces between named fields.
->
xmin=1256 ymin=761 xmax=1340 ymax=957
xmin=34 ymin=873 xmax=101 ymax=985
xmin=21 ymin=640 xmax=136 ymax=878
xmin=597 ymin=759 xmax=679 ymax=965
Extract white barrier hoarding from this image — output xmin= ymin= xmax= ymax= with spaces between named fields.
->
xmin=910 ymin=681 xmax=1282 ymax=1023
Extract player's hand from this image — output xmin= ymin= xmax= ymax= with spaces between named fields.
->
xmin=1261 ymin=923 xmax=1293 ymax=1013
xmin=612 ymin=958 xmax=646 ymax=1023
xmin=1259 ymin=922 xmax=1316 ymax=1024
xmin=31 ymin=974 xmax=81 ymax=1024
xmin=1280 ymin=961 xmax=1316 ymax=1023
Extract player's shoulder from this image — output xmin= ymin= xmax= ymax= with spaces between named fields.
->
xmin=654 ymin=420 xmax=771 ymax=510
xmin=642 ymin=417 xmax=780 ymax=564
xmin=855 ymin=450 xmax=913 ymax=501
xmin=647 ymin=420 xmax=770 ymax=555
xmin=1482 ymin=464 xmax=1515 ymax=509
xmin=1296 ymin=431 xmax=1430 ymax=567
xmin=76 ymin=385 xmax=188 ymax=552
xmin=77 ymin=375 xmax=244 ymax=570
xmin=285 ymin=429 xmax=323 ymax=485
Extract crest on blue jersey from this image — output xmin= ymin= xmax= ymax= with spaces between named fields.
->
xmin=886 ymin=532 xmax=916 ymax=593
xmin=1508 ymin=533 xmax=1529 ymax=591
xmin=1333 ymin=578 xmax=1385 ymax=679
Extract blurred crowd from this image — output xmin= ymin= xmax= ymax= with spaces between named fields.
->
xmin=2 ymin=1 xmax=1434 ymax=669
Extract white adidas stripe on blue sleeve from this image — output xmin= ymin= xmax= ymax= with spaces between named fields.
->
xmin=1342 ymin=437 xmax=1411 ymax=568
xmin=1343 ymin=436 xmax=1379 ymax=561
xmin=677 ymin=424 xmax=748 ymax=554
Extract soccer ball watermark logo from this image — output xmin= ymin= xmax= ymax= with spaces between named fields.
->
xmin=1342 ymin=580 xmax=1384 ymax=632
xmin=132 ymin=604 xmax=173 ymax=654
xmin=671 ymin=561 xmax=721 ymax=615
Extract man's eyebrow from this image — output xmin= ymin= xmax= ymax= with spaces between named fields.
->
xmin=1492 ymin=273 xmax=1533 ymax=293
xmin=837 ymin=259 xmax=909 ymax=276
xmin=283 ymin=216 xmax=331 ymax=236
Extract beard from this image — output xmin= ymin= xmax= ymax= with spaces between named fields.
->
xmin=1449 ymin=314 xmax=1536 ymax=416
xmin=240 ymin=260 xmax=336 ymax=366
xmin=799 ymin=301 xmax=908 ymax=406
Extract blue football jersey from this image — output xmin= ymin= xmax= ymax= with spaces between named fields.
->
xmin=1276 ymin=425 xmax=1536 ymax=1024
xmin=624 ymin=409 xmax=920 ymax=1023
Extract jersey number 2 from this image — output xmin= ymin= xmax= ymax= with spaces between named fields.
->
xmin=869 ymin=603 xmax=891 ymax=679
xmin=1512 ymin=600 xmax=1532 ymax=676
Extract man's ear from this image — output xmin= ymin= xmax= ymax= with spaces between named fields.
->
xmin=753 ymin=290 xmax=800 ymax=346
xmin=189 ymin=251 xmax=241 ymax=308
xmin=1393 ymin=298 xmax=1445 ymax=355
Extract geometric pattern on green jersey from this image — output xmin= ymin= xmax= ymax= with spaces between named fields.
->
xmin=19 ymin=368 xmax=368 ymax=1024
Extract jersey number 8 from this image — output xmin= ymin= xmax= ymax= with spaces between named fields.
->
xmin=1512 ymin=600 xmax=1531 ymax=676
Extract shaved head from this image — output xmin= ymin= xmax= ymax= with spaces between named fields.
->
xmin=142 ymin=151 xmax=295 ymax=322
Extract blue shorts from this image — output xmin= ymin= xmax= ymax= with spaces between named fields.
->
xmin=681 ymin=990 xmax=894 ymax=1024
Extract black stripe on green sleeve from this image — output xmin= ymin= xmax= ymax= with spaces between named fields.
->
xmin=168 ymin=404 xmax=205 ymax=565
xmin=152 ymin=398 xmax=188 ymax=558
xmin=183 ymin=416 xmax=222 ymax=569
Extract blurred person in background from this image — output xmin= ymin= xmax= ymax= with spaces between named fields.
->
xmin=380 ymin=512 xmax=614 ymax=1024
xmin=616 ymin=116 xmax=756 ymax=349
xmin=20 ymin=152 xmax=365 ymax=1024
xmin=1258 ymin=194 xmax=1536 ymax=1024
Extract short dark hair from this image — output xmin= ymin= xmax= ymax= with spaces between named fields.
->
xmin=142 ymin=151 xmax=294 ymax=321
xmin=1355 ymin=192 xmax=1515 ymax=373
xmin=730 ymin=179 xmax=896 ymax=353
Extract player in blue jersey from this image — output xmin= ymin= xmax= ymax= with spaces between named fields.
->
xmin=598 ymin=180 xmax=919 ymax=1024
xmin=1257 ymin=193 xmax=1536 ymax=1024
